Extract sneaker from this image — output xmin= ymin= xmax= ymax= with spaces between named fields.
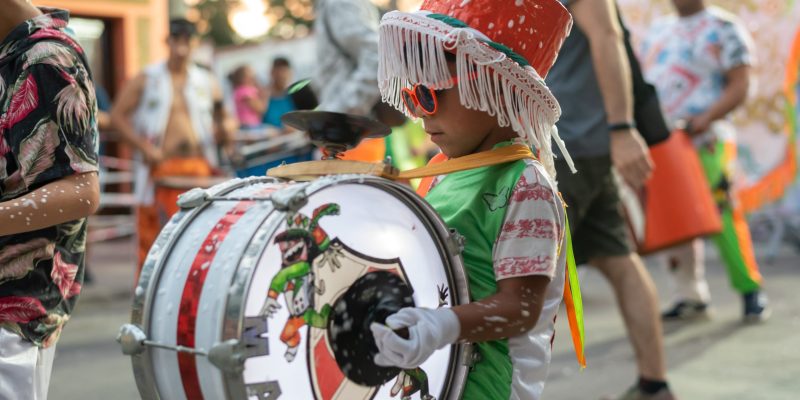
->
xmin=661 ymin=300 xmax=711 ymax=321
xmin=743 ymin=291 xmax=771 ymax=323
xmin=605 ymin=386 xmax=677 ymax=400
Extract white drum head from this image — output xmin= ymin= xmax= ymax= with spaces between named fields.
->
xmin=241 ymin=180 xmax=462 ymax=400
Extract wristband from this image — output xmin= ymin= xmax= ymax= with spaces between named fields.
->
xmin=608 ymin=121 xmax=636 ymax=132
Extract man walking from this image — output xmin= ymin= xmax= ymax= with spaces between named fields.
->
xmin=546 ymin=1 xmax=675 ymax=399
xmin=111 ymin=19 xmax=233 ymax=269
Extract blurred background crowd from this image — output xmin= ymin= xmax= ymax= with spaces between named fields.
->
xmin=17 ymin=0 xmax=800 ymax=398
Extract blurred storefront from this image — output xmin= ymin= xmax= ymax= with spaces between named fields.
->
xmin=40 ymin=0 xmax=168 ymax=96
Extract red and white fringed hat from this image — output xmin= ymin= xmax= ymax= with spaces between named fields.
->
xmin=378 ymin=0 xmax=576 ymax=176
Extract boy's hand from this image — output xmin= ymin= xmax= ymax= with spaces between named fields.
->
xmin=371 ymin=307 xmax=460 ymax=369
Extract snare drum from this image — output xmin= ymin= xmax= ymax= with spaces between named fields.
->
xmin=234 ymin=131 xmax=314 ymax=178
xmin=120 ymin=175 xmax=471 ymax=400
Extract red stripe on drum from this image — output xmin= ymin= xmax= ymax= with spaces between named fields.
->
xmin=314 ymin=336 xmax=345 ymax=400
xmin=176 ymin=187 xmax=276 ymax=400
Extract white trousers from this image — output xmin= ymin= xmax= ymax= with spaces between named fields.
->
xmin=0 ymin=329 xmax=55 ymax=400
xmin=663 ymin=239 xmax=712 ymax=303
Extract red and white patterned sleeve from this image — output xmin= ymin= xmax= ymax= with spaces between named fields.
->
xmin=492 ymin=160 xmax=565 ymax=281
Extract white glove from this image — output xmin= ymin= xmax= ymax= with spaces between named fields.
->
xmin=261 ymin=296 xmax=281 ymax=318
xmin=370 ymin=307 xmax=460 ymax=369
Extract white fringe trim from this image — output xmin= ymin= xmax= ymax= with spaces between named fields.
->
xmin=378 ymin=11 xmax=577 ymax=177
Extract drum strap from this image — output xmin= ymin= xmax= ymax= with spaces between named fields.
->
xmin=414 ymin=144 xmax=587 ymax=368
xmin=395 ymin=144 xmax=536 ymax=180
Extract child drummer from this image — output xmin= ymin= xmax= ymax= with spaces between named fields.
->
xmin=370 ymin=0 xmax=581 ymax=398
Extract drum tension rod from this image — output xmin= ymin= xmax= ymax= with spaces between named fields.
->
xmin=177 ymin=184 xmax=308 ymax=213
xmin=142 ymin=340 xmax=208 ymax=356
xmin=118 ymin=324 xmax=207 ymax=356
xmin=205 ymin=196 xmax=275 ymax=202
xmin=118 ymin=324 xmax=246 ymax=373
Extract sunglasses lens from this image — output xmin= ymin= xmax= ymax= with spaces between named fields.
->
xmin=415 ymin=85 xmax=437 ymax=114
xmin=401 ymin=90 xmax=419 ymax=117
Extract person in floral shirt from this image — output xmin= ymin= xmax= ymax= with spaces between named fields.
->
xmin=640 ymin=0 xmax=769 ymax=323
xmin=0 ymin=3 xmax=99 ymax=398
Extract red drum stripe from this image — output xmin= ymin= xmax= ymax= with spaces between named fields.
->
xmin=176 ymin=187 xmax=275 ymax=399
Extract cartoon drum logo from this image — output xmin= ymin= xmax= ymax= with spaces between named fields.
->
xmin=245 ymin=200 xmax=451 ymax=400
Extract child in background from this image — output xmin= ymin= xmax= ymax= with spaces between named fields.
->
xmin=370 ymin=0 xmax=581 ymax=399
xmin=262 ymin=57 xmax=297 ymax=129
xmin=229 ymin=65 xmax=266 ymax=129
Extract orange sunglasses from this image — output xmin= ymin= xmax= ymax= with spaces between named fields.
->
xmin=400 ymin=73 xmax=476 ymax=117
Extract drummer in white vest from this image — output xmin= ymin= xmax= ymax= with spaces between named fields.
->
xmin=111 ymin=18 xmax=234 ymax=272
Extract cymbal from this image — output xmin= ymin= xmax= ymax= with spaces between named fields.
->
xmin=281 ymin=111 xmax=391 ymax=150
xmin=327 ymin=271 xmax=414 ymax=387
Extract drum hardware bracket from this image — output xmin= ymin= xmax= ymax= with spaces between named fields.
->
xmin=271 ymin=184 xmax=309 ymax=212
xmin=208 ymin=339 xmax=247 ymax=374
xmin=447 ymin=229 xmax=466 ymax=255
xmin=117 ymin=324 xmax=148 ymax=355
xmin=462 ymin=343 xmax=482 ymax=368
xmin=177 ymin=187 xmax=210 ymax=209
xmin=179 ymin=187 xmax=282 ymax=208
xmin=117 ymin=324 xmax=209 ymax=357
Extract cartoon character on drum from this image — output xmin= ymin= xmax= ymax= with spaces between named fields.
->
xmin=391 ymin=368 xmax=433 ymax=400
xmin=259 ymin=201 xmax=439 ymax=399
xmin=260 ymin=203 xmax=340 ymax=362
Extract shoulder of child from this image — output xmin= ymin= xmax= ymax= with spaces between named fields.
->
xmin=517 ymin=159 xmax=560 ymax=204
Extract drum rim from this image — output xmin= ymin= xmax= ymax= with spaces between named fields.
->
xmin=218 ymin=181 xmax=310 ymax=398
xmin=129 ymin=176 xmax=280 ymax=400
xmin=220 ymin=175 xmax=471 ymax=399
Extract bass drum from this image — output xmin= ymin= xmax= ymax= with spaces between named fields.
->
xmin=125 ymin=175 xmax=471 ymax=400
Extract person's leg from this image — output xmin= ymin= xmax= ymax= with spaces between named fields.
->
xmin=0 ymin=328 xmax=55 ymax=400
xmin=711 ymin=206 xmax=762 ymax=293
xmin=700 ymin=139 xmax=762 ymax=292
xmin=35 ymin=343 xmax=56 ymax=399
xmin=699 ymin=138 xmax=767 ymax=320
xmin=591 ymin=253 xmax=666 ymax=380
xmin=557 ymin=158 xmax=672 ymax=399
xmin=661 ymin=239 xmax=712 ymax=319
xmin=666 ymin=239 xmax=710 ymax=303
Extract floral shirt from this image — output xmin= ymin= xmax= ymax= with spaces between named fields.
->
xmin=0 ymin=9 xmax=99 ymax=347
xmin=640 ymin=7 xmax=753 ymax=122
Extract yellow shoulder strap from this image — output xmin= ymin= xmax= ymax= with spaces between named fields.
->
xmin=396 ymin=144 xmax=534 ymax=179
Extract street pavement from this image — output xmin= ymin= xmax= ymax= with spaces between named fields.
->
xmin=49 ymin=237 xmax=800 ymax=400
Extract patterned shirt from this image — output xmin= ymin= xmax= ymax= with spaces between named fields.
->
xmin=0 ymin=9 xmax=99 ymax=347
xmin=429 ymin=141 xmax=563 ymax=282
xmin=426 ymin=140 xmax=565 ymax=399
xmin=640 ymin=7 xmax=753 ymax=122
